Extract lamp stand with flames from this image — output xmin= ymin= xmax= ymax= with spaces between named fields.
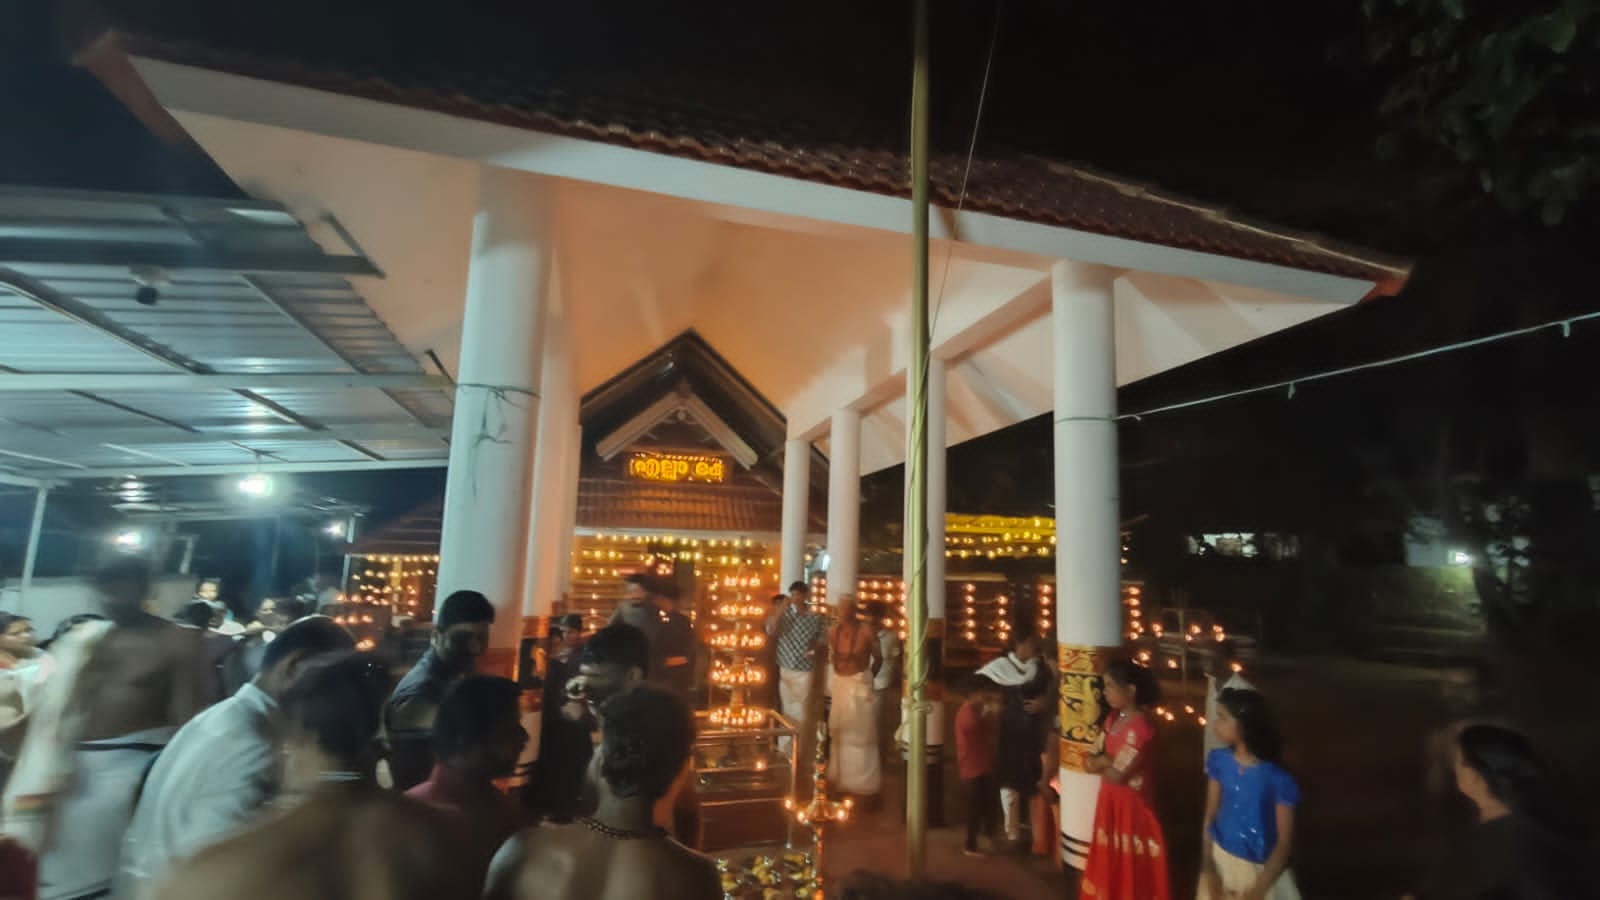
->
xmin=783 ymin=710 xmax=851 ymax=899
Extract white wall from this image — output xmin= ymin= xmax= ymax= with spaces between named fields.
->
xmin=0 ymin=575 xmax=197 ymax=635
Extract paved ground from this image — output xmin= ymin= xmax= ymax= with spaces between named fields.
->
xmin=766 ymin=656 xmax=1467 ymax=898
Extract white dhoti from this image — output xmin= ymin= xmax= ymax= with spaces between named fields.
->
xmin=826 ymin=670 xmax=880 ymax=795
xmin=1197 ymin=844 xmax=1302 ymax=900
xmin=777 ymin=668 xmax=812 ymax=754
xmin=40 ymin=727 xmax=173 ymax=900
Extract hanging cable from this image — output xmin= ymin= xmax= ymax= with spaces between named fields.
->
xmin=1117 ymin=309 xmax=1599 ymax=422
xmin=929 ymin=1 xmax=1004 ymax=338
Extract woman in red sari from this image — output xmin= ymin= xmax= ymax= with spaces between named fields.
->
xmin=1079 ymin=659 xmax=1169 ymax=900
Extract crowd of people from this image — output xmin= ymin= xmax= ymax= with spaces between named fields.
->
xmin=0 ymin=559 xmax=1595 ymax=899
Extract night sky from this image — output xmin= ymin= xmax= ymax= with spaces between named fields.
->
xmin=3 ymin=1 xmax=1596 ymax=603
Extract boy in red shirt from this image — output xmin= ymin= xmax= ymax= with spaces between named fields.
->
xmin=955 ymin=674 xmax=1004 ymax=856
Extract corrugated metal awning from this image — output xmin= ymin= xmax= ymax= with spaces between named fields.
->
xmin=0 ymin=186 xmax=451 ymax=487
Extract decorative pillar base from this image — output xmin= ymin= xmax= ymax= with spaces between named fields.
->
xmin=1055 ymin=642 xmax=1115 ymax=870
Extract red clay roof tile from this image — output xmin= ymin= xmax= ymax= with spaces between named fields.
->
xmin=102 ymin=30 xmax=1408 ymax=287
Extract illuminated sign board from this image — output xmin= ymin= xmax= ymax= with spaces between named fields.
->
xmin=626 ymin=451 xmax=729 ymax=484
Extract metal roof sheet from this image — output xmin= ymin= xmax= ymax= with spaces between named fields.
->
xmin=0 ymin=187 xmax=451 ymax=483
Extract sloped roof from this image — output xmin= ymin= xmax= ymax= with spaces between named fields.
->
xmin=79 ymin=4 xmax=1408 ymax=288
xmin=576 ymin=477 xmax=783 ymax=536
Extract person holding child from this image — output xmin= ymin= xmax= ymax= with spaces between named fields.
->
xmin=1200 ymin=688 xmax=1301 ymax=900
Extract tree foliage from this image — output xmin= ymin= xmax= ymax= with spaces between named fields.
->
xmin=1363 ymin=0 xmax=1600 ymax=223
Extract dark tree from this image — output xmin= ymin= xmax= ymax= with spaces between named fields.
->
xmin=1362 ymin=0 xmax=1600 ymax=224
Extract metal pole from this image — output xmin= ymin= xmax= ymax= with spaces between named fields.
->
xmin=18 ymin=486 xmax=49 ymax=610
xmin=340 ymin=514 xmax=358 ymax=594
xmin=269 ymin=515 xmax=282 ymax=596
xmin=178 ymin=535 xmax=196 ymax=575
xmin=905 ymin=0 xmax=932 ymax=877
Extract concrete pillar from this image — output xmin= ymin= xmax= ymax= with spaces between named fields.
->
xmin=825 ymin=409 xmax=861 ymax=605
xmin=525 ymin=305 xmax=574 ymax=624
xmin=18 ymin=486 xmax=48 ymax=612
xmin=780 ymin=438 xmax=812 ymax=590
xmin=1050 ymin=261 xmax=1122 ymax=870
xmin=436 ymin=166 xmax=553 ymax=673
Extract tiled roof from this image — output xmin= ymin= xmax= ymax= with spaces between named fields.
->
xmin=351 ymin=494 xmax=443 ymax=555
xmin=576 ymin=477 xmax=784 ymax=536
xmin=91 ymin=18 xmax=1409 ymax=287
xmin=353 ymin=476 xmax=793 ymax=554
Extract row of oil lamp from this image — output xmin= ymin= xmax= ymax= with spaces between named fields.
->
xmin=707 ymin=706 xmax=768 ymax=729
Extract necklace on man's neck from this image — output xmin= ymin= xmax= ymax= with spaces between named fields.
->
xmin=579 ymin=815 xmax=665 ymax=840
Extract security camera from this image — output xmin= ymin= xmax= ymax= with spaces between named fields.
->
xmin=131 ymin=266 xmax=171 ymax=307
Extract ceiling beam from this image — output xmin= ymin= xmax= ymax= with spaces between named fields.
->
xmin=0 ymin=447 xmax=86 ymax=469
xmin=3 ymin=424 xmax=446 ymax=446
xmin=0 ymin=372 xmax=452 ymax=391
xmin=0 ymin=238 xmax=381 ymax=277
xmin=239 ymin=274 xmax=434 ymax=427
xmin=0 ymin=471 xmax=47 ymax=488
xmin=39 ymin=457 xmax=449 ymax=479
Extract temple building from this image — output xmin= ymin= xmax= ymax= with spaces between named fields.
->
xmin=0 ymin=7 xmax=1411 ymax=870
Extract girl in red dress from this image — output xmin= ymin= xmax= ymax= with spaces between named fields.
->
xmin=1079 ymin=659 xmax=1170 ymax=900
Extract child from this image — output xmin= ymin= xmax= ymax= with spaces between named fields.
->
xmin=955 ymin=674 xmax=1003 ymax=856
xmin=1201 ymin=688 xmax=1301 ymax=900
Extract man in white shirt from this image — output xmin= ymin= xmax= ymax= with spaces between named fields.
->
xmin=1202 ymin=639 xmax=1255 ymax=759
xmin=116 ymin=615 xmax=354 ymax=899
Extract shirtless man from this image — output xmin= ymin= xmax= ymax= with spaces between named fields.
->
xmin=827 ymin=594 xmax=883 ymax=798
xmin=828 ymin=594 xmax=881 ymax=680
xmin=4 ymin=559 xmax=213 ymax=900
xmin=154 ymin=653 xmax=477 ymax=900
xmin=486 ymin=684 xmax=719 ymax=900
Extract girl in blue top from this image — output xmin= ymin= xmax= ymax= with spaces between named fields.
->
xmin=1201 ymin=688 xmax=1302 ymax=900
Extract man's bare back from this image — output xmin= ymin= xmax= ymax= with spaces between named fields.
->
xmin=830 ymin=620 xmax=877 ymax=678
xmin=157 ymin=788 xmax=478 ymax=900
xmin=72 ymin=613 xmax=212 ymax=741
xmin=485 ymin=824 xmax=719 ymax=900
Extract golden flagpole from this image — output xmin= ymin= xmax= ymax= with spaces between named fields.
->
xmin=905 ymin=0 xmax=932 ymax=878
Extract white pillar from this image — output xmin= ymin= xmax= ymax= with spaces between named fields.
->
xmin=1050 ymin=261 xmax=1121 ymax=870
xmin=525 ymin=306 xmax=574 ymax=621
xmin=780 ymin=438 xmax=811 ymax=590
xmin=825 ymin=409 xmax=861 ymax=605
xmin=18 ymin=486 xmax=48 ymax=612
xmin=556 ymin=423 xmax=583 ymax=599
xmin=437 ymin=167 xmax=553 ymax=668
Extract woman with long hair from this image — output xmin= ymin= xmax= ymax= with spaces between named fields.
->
xmin=1079 ymin=658 xmax=1170 ymax=900
xmin=1201 ymin=688 xmax=1301 ymax=900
